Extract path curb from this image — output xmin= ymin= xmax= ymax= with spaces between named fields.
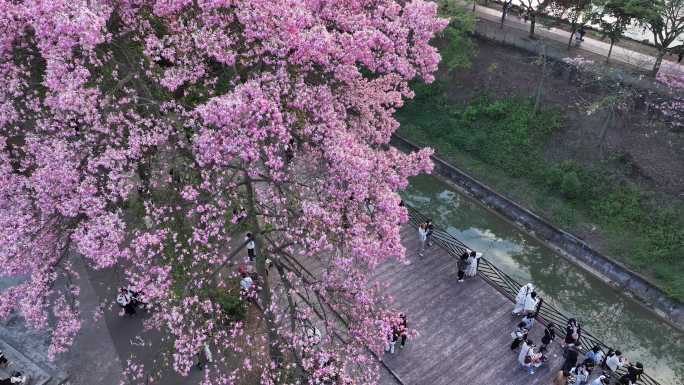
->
xmin=392 ymin=134 xmax=684 ymax=331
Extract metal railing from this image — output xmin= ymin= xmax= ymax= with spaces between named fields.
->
xmin=405 ymin=204 xmax=661 ymax=385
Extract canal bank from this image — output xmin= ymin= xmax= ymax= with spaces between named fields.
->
xmin=392 ymin=135 xmax=684 ymax=330
xmin=401 ymin=173 xmax=683 ymax=385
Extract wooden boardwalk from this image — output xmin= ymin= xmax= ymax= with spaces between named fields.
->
xmin=376 ymin=225 xmax=566 ymax=385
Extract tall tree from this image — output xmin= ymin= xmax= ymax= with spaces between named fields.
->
xmin=438 ymin=0 xmax=478 ymax=70
xmin=634 ymin=0 xmax=684 ymax=75
xmin=0 ymin=0 xmax=447 ymax=384
xmin=519 ymin=0 xmax=554 ymax=37
xmin=594 ymin=0 xmax=643 ymax=61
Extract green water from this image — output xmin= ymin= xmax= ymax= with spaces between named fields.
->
xmin=403 ymin=174 xmax=684 ymax=385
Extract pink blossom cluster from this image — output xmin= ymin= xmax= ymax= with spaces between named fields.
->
xmin=0 ymin=0 xmax=447 ymax=383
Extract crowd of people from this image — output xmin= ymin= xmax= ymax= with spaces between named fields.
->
xmin=416 ymin=216 xmax=647 ymax=385
xmin=508 ymin=283 xmax=644 ymax=385
xmin=0 ymin=350 xmax=27 ymax=385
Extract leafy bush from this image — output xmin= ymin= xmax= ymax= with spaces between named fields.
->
xmin=560 ymin=172 xmax=582 ymax=199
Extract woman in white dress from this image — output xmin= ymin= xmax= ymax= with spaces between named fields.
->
xmin=513 ymin=283 xmax=534 ymax=315
xmin=464 ymin=251 xmax=481 ymax=277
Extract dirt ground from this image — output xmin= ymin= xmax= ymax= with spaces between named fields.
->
xmin=443 ymin=38 xmax=684 ymax=198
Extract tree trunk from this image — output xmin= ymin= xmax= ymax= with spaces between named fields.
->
xmin=501 ymin=6 xmax=507 ymax=28
xmin=568 ymin=27 xmax=576 ymax=49
xmin=652 ymin=50 xmax=665 ymax=77
xmin=607 ymin=39 xmax=615 ymax=62
xmin=533 ymin=44 xmax=547 ymax=116
xmin=473 ymin=0 xmax=477 ymax=12
xmin=245 ymin=175 xmax=284 ymax=368
xmin=529 ymin=14 xmax=536 ymax=38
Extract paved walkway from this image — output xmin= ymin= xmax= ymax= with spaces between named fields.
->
xmin=378 ymin=225 xmax=566 ymax=385
xmin=470 ymin=2 xmax=665 ymax=72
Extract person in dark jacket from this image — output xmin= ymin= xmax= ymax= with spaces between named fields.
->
xmin=562 ymin=345 xmax=579 ymax=372
xmin=457 ymin=251 xmax=469 ymax=282
xmin=541 ymin=322 xmax=556 ymax=349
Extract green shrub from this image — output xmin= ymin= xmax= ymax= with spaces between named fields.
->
xmin=560 ymin=171 xmax=582 ymax=199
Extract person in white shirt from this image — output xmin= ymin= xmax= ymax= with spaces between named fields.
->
xmin=569 ymin=363 xmax=589 ymax=385
xmin=417 ymin=223 xmax=428 ymax=257
xmin=240 ymin=273 xmax=253 ymax=292
xmin=513 ymin=283 xmax=534 ymax=315
xmin=606 ymin=350 xmax=627 ymax=372
xmin=245 ymin=232 xmax=256 ymax=261
xmin=464 ymin=250 xmax=481 ymax=277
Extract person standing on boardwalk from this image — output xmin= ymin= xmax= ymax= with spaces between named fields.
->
xmin=522 ymin=291 xmax=539 ymax=316
xmin=464 ymin=250 xmax=481 ymax=278
xmin=245 ymin=232 xmax=256 ymax=261
xmin=541 ymin=322 xmax=556 ymax=349
xmin=584 ymin=346 xmax=604 ymax=366
xmin=510 ymin=321 xmax=529 ymax=350
xmin=457 ymin=250 xmax=469 ymax=282
xmin=425 ymin=220 xmax=434 ymax=247
xmin=605 ymin=350 xmax=627 ymax=373
xmin=398 ymin=313 xmax=408 ymax=349
xmin=569 ymin=363 xmax=590 ymax=385
xmin=562 ymin=345 xmax=580 ymax=373
xmin=513 ymin=283 xmax=534 ymax=315
xmin=521 ymin=313 xmax=535 ymax=330
xmin=564 ymin=318 xmax=581 ymax=349
xmin=417 ymin=223 xmax=428 ymax=257
xmin=518 ymin=339 xmax=535 ymax=368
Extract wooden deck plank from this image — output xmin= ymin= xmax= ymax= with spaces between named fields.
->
xmin=377 ymin=225 xmax=567 ymax=385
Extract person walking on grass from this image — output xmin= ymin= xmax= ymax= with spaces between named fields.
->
xmin=417 ymin=223 xmax=428 ymax=257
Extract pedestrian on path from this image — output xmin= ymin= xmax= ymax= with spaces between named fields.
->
xmin=569 ymin=363 xmax=590 ymax=385
xmin=564 ymin=318 xmax=581 ymax=348
xmin=518 ymin=339 xmax=535 ymax=370
xmin=0 ymin=349 xmax=8 ymax=368
xmin=196 ymin=342 xmax=213 ymax=370
xmin=541 ymin=322 xmax=556 ymax=349
xmin=245 ymin=232 xmax=255 ymax=261
xmin=605 ymin=350 xmax=627 ymax=373
xmin=577 ymin=26 xmax=586 ymax=41
xmin=521 ymin=313 xmax=535 ymax=330
xmin=398 ymin=313 xmax=408 ymax=349
xmin=457 ymin=250 xmax=469 ymax=282
xmin=585 ymin=346 xmax=605 ymax=368
xmin=522 ymin=291 xmax=539 ymax=316
xmin=386 ymin=326 xmax=400 ymax=354
xmin=417 ymin=223 xmax=428 ymax=257
xmin=464 ymin=250 xmax=481 ymax=278
xmin=562 ymin=345 xmax=580 ymax=373
xmin=512 ymin=283 xmax=534 ymax=315
xmin=116 ymin=287 xmax=136 ymax=316
xmin=425 ymin=219 xmax=434 ymax=247
xmin=625 ymin=362 xmax=644 ymax=384
xmin=510 ymin=321 xmax=529 ymax=350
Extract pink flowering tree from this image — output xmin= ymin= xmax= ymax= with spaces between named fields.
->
xmin=0 ymin=0 xmax=446 ymax=383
